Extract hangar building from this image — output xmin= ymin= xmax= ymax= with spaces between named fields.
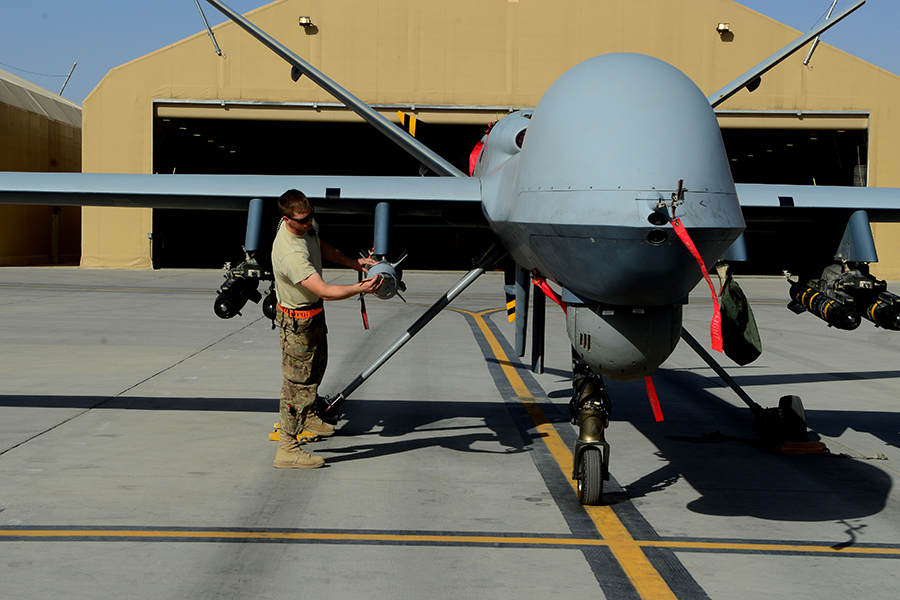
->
xmin=79 ymin=0 xmax=900 ymax=277
xmin=0 ymin=68 xmax=82 ymax=265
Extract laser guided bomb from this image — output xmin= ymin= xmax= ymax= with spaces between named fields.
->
xmin=213 ymin=194 xmax=408 ymax=321
xmin=365 ymin=260 xmax=406 ymax=300
xmin=364 ymin=201 xmax=407 ymax=301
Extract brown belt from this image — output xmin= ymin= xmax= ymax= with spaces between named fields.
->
xmin=277 ymin=303 xmax=323 ymax=319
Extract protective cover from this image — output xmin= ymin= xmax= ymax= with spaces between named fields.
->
xmin=719 ymin=277 xmax=762 ymax=366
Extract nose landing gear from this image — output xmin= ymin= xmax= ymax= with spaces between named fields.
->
xmin=570 ymin=366 xmax=611 ymax=505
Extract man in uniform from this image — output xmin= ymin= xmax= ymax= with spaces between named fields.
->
xmin=272 ymin=189 xmax=383 ymax=469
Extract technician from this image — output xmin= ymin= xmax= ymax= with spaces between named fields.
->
xmin=272 ymin=189 xmax=383 ymax=469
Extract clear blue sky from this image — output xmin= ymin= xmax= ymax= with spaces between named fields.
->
xmin=1 ymin=0 xmax=897 ymax=105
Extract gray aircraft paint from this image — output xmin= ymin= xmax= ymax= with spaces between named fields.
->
xmin=480 ymin=53 xmax=743 ymax=308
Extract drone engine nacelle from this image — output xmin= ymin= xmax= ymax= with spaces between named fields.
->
xmin=471 ymin=110 xmax=532 ymax=178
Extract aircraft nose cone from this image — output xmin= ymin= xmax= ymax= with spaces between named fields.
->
xmin=483 ymin=53 xmax=744 ymax=306
xmin=516 ymin=53 xmax=735 ymax=197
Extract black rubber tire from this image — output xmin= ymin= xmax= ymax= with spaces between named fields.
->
xmin=577 ymin=447 xmax=603 ymax=505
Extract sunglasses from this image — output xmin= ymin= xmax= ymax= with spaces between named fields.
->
xmin=285 ymin=206 xmax=315 ymax=225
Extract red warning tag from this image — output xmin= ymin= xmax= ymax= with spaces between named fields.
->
xmin=644 ymin=376 xmax=664 ymax=422
xmin=358 ymin=271 xmax=370 ymax=330
xmin=531 ymin=271 xmax=568 ymax=315
xmin=671 ymin=218 xmax=723 ymax=353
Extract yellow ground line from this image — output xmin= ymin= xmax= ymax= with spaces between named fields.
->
xmin=462 ymin=308 xmax=678 ymax=600
xmin=456 ymin=308 xmax=900 ymax=560
xmin=2 ymin=529 xmax=898 ymax=556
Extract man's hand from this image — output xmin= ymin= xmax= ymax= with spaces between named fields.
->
xmin=359 ymin=274 xmax=384 ymax=294
xmin=356 ymin=256 xmax=379 ymax=273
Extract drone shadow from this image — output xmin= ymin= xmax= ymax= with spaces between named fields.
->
xmin=597 ymin=367 xmax=898 ymax=522
xmin=325 ymin=398 xmax=532 ymax=462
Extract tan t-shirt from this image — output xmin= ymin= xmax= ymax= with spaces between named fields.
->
xmin=272 ymin=221 xmax=322 ymax=308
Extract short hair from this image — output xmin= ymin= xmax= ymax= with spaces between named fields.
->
xmin=278 ymin=189 xmax=311 ymax=217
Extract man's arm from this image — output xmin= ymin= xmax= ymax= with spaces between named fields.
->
xmin=320 ymin=240 xmax=377 ymax=272
xmin=300 ymin=272 xmax=382 ymax=301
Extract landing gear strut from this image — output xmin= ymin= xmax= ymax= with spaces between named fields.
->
xmin=570 ymin=362 xmax=611 ymax=505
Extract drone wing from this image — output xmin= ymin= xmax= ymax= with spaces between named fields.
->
xmin=0 ymin=171 xmax=484 ymax=220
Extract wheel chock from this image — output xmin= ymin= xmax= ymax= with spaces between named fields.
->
xmin=773 ymin=441 xmax=828 ymax=455
xmin=269 ymin=423 xmax=321 ymax=444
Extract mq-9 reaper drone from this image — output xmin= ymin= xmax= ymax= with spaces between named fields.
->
xmin=200 ymin=0 xmax=900 ymax=504
xmin=3 ymin=0 xmax=899 ymax=505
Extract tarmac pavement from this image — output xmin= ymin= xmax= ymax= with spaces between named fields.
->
xmin=1 ymin=267 xmax=899 ymax=599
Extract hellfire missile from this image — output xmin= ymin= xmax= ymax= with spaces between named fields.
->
xmin=789 ymin=283 xmax=861 ymax=330
xmin=864 ymin=291 xmax=900 ymax=330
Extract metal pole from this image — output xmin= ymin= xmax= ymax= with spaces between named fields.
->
xmin=194 ymin=0 xmax=224 ymax=56
xmin=804 ymin=0 xmax=840 ymax=66
xmin=680 ymin=328 xmax=766 ymax=418
xmin=203 ymin=0 xmax=465 ymax=178
xmin=58 ymin=51 xmax=82 ymax=96
xmin=514 ymin=266 xmax=530 ymax=357
xmin=318 ymin=244 xmax=509 ymax=420
xmin=531 ymin=282 xmax=545 ymax=374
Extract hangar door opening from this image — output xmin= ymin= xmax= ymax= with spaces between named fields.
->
xmin=718 ymin=113 xmax=869 ymax=274
xmin=152 ymin=107 xmax=488 ymax=269
xmin=721 ymin=128 xmax=867 ymax=187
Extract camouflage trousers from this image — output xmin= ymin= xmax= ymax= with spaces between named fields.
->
xmin=277 ymin=309 xmax=328 ymax=439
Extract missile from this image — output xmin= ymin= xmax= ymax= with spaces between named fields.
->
xmin=789 ymin=283 xmax=861 ymax=330
xmin=366 ymin=256 xmax=407 ymax=301
xmin=214 ymin=275 xmax=261 ymax=319
xmin=262 ymin=290 xmax=278 ymax=320
xmin=864 ymin=291 xmax=900 ymax=330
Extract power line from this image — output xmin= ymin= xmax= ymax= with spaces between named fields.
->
xmin=0 ymin=60 xmax=67 ymax=77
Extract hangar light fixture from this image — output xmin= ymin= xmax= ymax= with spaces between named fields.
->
xmin=298 ymin=16 xmax=314 ymax=27
xmin=716 ymin=23 xmax=730 ymax=34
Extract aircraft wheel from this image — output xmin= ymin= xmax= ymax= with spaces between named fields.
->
xmin=576 ymin=447 xmax=603 ymax=505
